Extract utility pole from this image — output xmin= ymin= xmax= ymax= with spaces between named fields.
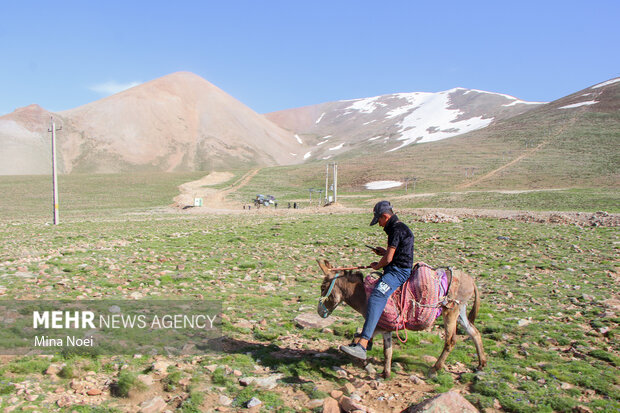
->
xmin=325 ymin=164 xmax=329 ymax=204
xmin=49 ymin=117 xmax=62 ymax=225
xmin=333 ymin=162 xmax=338 ymax=203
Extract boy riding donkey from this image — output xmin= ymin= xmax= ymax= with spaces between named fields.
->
xmin=339 ymin=200 xmax=414 ymax=360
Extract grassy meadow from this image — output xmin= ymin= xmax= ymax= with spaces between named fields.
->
xmin=0 ymin=169 xmax=618 ymax=412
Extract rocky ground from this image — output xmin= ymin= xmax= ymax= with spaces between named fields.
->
xmin=0 ymin=178 xmax=617 ymax=412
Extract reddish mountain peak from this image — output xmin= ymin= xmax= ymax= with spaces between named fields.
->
xmin=1 ymin=104 xmax=53 ymax=126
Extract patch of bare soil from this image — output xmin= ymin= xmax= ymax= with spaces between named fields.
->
xmin=172 ymin=171 xmax=234 ymax=208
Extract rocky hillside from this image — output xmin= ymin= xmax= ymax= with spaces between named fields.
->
xmin=0 ymin=72 xmax=307 ymax=175
xmin=265 ymin=88 xmax=545 ymax=160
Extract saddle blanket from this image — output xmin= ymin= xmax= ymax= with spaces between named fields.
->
xmin=364 ymin=262 xmax=448 ymax=331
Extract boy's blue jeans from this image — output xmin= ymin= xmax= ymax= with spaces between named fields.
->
xmin=360 ymin=264 xmax=411 ymax=341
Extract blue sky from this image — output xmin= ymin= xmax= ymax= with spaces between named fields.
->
xmin=1 ymin=0 xmax=618 ymax=116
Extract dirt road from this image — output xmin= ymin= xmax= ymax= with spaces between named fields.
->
xmin=173 ymin=169 xmax=260 ymax=210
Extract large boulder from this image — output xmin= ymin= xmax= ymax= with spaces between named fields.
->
xmin=406 ymin=391 xmax=478 ymax=413
xmin=294 ymin=312 xmax=334 ymax=329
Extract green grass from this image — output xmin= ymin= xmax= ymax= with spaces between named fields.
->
xmin=0 ymin=163 xmax=618 ymax=412
xmin=0 ymin=210 xmax=617 ymax=411
xmin=393 ymin=188 xmax=620 ymax=212
xmin=110 ymin=371 xmax=146 ymax=398
xmin=0 ymin=171 xmax=205 ymax=222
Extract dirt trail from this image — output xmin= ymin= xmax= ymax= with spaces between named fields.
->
xmin=459 ymin=93 xmax=597 ymax=190
xmin=460 ymin=141 xmax=548 ymax=189
xmin=173 ymin=168 xmax=260 ymax=210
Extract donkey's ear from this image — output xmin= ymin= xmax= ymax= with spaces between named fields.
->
xmin=317 ymin=259 xmax=332 ymax=276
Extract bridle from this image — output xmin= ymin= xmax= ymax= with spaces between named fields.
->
xmin=317 ymin=273 xmax=343 ymax=318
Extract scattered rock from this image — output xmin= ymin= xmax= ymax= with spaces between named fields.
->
xmin=151 ymin=360 xmax=171 ymax=374
xmin=330 ymin=390 xmax=343 ymax=399
xmin=46 ymin=363 xmax=64 ymax=375
xmin=581 ymin=294 xmax=595 ymax=302
xmin=409 ymin=375 xmax=425 ymax=385
xmin=365 ymin=364 xmax=377 ymax=375
xmin=204 ymin=364 xmax=218 ymax=373
xmin=233 ymin=319 xmax=253 ymax=329
xmin=323 ymin=397 xmax=340 ymax=413
xmin=419 ymin=213 xmax=461 ymax=224
xmin=86 ymin=389 xmax=102 ymax=396
xmin=422 ymin=355 xmax=438 ymax=364
xmin=308 ymin=398 xmax=325 ymax=409
xmin=130 ymin=291 xmax=144 ymax=299
xmin=218 ymin=395 xmax=233 ymax=406
xmin=332 ymin=366 xmax=348 ymax=378
xmin=70 ymin=379 xmax=84 ymax=392
xmin=239 ymin=374 xmax=283 ymax=390
xmin=139 ymin=396 xmax=167 ymax=413
xmin=342 ymin=382 xmax=356 ymax=395
xmin=406 ymin=391 xmax=479 ymax=412
xmin=137 ymin=374 xmax=154 ymax=386
xmin=517 ymin=318 xmax=532 ymax=327
xmin=339 ymin=395 xmax=370 ymax=412
xmin=247 ymin=397 xmax=262 ymax=408
xmin=294 ymin=312 xmax=334 ymax=329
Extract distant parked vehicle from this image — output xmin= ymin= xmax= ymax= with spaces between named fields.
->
xmin=254 ymin=194 xmax=277 ymax=208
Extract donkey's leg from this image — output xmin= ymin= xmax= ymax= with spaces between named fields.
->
xmin=429 ymin=306 xmax=458 ymax=377
xmin=458 ymin=303 xmax=487 ymax=370
xmin=381 ymin=331 xmax=393 ymax=379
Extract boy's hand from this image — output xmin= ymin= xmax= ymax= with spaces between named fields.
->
xmin=374 ymin=246 xmax=386 ymax=256
xmin=370 ymin=262 xmax=380 ymax=270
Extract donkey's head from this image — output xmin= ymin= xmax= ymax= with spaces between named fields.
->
xmin=317 ymin=259 xmax=364 ymax=318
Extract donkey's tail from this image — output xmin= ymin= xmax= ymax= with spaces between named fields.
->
xmin=468 ymin=282 xmax=480 ymax=324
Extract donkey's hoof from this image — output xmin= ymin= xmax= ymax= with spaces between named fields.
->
xmin=426 ymin=368 xmax=438 ymax=379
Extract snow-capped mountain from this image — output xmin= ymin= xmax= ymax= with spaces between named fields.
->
xmin=265 ymin=88 xmax=545 ymax=160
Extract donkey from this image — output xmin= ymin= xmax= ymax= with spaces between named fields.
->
xmin=317 ymin=259 xmax=486 ymax=378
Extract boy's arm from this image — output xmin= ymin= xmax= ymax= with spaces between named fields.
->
xmin=371 ymin=246 xmax=396 ymax=270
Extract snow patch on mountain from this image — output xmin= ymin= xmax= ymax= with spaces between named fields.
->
xmin=304 ymin=151 xmax=312 ymax=159
xmin=329 ymin=143 xmax=344 ymax=151
xmin=365 ymin=181 xmax=403 ymax=190
xmin=295 ymin=134 xmax=303 ymax=144
xmin=559 ymin=101 xmax=598 ymax=109
xmin=343 ymin=96 xmax=386 ymax=114
xmin=386 ymin=91 xmax=494 ymax=150
xmin=503 ymin=100 xmax=546 ymax=107
xmin=315 ymin=112 xmax=325 ymax=124
xmin=592 ymin=78 xmax=620 ymax=89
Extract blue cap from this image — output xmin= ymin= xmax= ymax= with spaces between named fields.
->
xmin=370 ymin=200 xmax=392 ymax=225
